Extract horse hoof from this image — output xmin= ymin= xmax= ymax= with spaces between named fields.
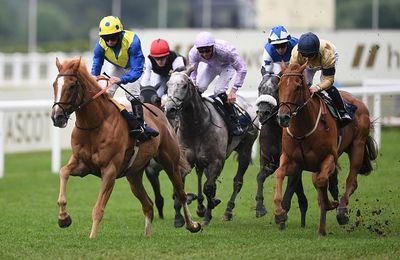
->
xmin=279 ymin=222 xmax=286 ymax=230
xmin=300 ymin=221 xmax=306 ymax=228
xmin=158 ymin=212 xmax=164 ymax=219
xmin=197 ymin=206 xmax=206 ymax=218
xmin=318 ymin=230 xmax=327 ymax=236
xmin=255 ymin=206 xmax=267 ymax=218
xmin=222 ymin=211 xmax=233 ymax=221
xmin=187 ymin=222 xmax=202 ymax=233
xmin=337 ymin=208 xmax=349 ymax=225
xmin=174 ymin=214 xmax=185 ymax=228
xmin=328 ymin=200 xmax=339 ymax=211
xmin=186 ymin=193 xmax=198 ymax=205
xmin=274 ymin=212 xmax=288 ymax=225
xmin=212 ymin=198 xmax=221 ymax=208
xmin=58 ymin=215 xmax=72 ymax=228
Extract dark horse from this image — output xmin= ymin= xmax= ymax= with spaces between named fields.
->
xmin=165 ymin=69 xmax=258 ymax=225
xmin=51 ymin=57 xmax=201 ymax=238
xmin=274 ymin=63 xmax=377 ymax=235
xmin=255 ymin=73 xmax=339 ymax=227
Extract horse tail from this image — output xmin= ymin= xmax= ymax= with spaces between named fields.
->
xmin=359 ymin=134 xmax=378 ymax=175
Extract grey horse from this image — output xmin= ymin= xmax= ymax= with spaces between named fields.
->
xmin=255 ymin=73 xmax=339 ymax=228
xmin=164 ymin=69 xmax=258 ymax=226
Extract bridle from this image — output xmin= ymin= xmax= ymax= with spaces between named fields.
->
xmin=279 ymin=72 xmax=314 ymax=118
xmin=52 ymin=71 xmax=110 ymax=130
xmin=166 ymin=72 xmax=198 ymax=112
xmin=52 ymin=72 xmax=84 ymax=120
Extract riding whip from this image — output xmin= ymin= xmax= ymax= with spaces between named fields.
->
xmin=102 ymin=72 xmax=158 ymax=117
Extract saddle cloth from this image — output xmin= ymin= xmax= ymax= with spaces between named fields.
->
xmin=317 ymin=92 xmax=357 ymax=120
xmin=203 ymin=95 xmax=252 ymax=135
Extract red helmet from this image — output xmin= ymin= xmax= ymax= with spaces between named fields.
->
xmin=150 ymin=39 xmax=170 ymax=57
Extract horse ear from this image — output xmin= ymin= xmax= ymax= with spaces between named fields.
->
xmin=185 ymin=66 xmax=195 ymax=76
xmin=299 ymin=62 xmax=307 ymax=72
xmin=72 ymin=57 xmax=82 ymax=71
xmin=56 ymin=57 xmax=62 ymax=72
xmin=280 ymin=61 xmax=287 ymax=73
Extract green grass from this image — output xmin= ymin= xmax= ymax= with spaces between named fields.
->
xmin=0 ymin=128 xmax=399 ymax=259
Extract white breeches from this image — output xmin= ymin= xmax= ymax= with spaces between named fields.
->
xmin=107 ymin=66 xmax=142 ymax=100
xmin=195 ymin=63 xmax=236 ymax=95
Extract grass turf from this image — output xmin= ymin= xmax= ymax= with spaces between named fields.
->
xmin=0 ymin=128 xmax=399 ymax=259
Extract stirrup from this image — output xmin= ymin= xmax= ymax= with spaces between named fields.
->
xmin=232 ymin=124 xmax=244 ymax=136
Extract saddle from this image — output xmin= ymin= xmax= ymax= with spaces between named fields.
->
xmin=317 ymin=92 xmax=357 ymax=121
xmin=140 ymin=86 xmax=161 ymax=108
xmin=203 ymin=95 xmax=252 ymax=136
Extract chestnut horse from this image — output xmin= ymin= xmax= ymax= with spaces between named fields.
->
xmin=274 ymin=63 xmax=377 ymax=235
xmin=51 ymin=57 xmax=201 ymax=238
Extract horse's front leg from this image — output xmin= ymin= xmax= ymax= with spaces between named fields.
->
xmin=57 ymin=156 xmax=86 ymax=228
xmin=203 ymin=161 xmax=223 ymax=226
xmin=224 ymin=145 xmax=252 ymax=221
xmin=274 ymin=154 xmax=296 ymax=230
xmin=89 ymin=162 xmax=117 ymax=238
xmin=255 ymin=164 xmax=272 ymax=218
xmin=312 ymin=154 xmax=336 ymax=236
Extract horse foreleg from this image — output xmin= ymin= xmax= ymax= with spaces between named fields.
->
xmin=195 ymin=167 xmax=206 ymax=218
xmin=89 ymin=163 xmax=117 ymax=238
xmin=167 ymin=167 xmax=201 ymax=233
xmin=57 ymin=165 xmax=72 ymax=228
xmin=57 ymin=156 xmax=82 ymax=228
xmin=337 ymin=143 xmax=364 ymax=225
xmin=203 ymin=162 xmax=223 ymax=226
xmin=126 ymin=170 xmax=154 ymax=236
xmin=223 ymin=147 xmax=252 ymax=221
xmin=255 ymin=166 xmax=272 ymax=218
xmin=312 ymin=155 xmax=336 ymax=236
xmin=274 ymin=166 xmax=287 ymax=230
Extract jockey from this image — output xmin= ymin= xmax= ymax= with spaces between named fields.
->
xmin=290 ymin=32 xmax=352 ymax=126
xmin=262 ymin=25 xmax=298 ymax=75
xmin=91 ymin=16 xmax=159 ymax=141
xmin=189 ymin=31 xmax=247 ymax=136
xmin=141 ymin=39 xmax=186 ymax=106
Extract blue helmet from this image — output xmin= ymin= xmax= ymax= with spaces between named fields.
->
xmin=268 ymin=25 xmax=291 ymax=45
xmin=298 ymin=32 xmax=320 ymax=57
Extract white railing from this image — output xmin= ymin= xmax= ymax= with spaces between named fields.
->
xmin=1 ymin=83 xmax=400 ymax=178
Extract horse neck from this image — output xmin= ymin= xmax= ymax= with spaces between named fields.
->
xmin=179 ymin=91 xmax=210 ymax=132
xmin=74 ymin=78 xmax=109 ymax=129
xmin=289 ymin=93 xmax=320 ymax=137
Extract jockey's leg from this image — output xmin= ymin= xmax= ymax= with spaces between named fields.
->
xmin=130 ymin=99 xmax=159 ymax=140
xmin=196 ymin=63 xmax=217 ymax=93
xmin=325 ymin=86 xmax=352 ymax=125
xmin=216 ymin=67 xmax=243 ymax=136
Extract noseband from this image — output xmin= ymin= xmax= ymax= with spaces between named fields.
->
xmin=167 ymin=73 xmax=198 ymax=112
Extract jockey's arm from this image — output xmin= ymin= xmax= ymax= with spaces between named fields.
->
xmin=140 ymin=57 xmax=152 ymax=86
xmin=230 ymin=52 xmax=247 ymax=90
xmin=120 ymin=35 xmax=145 ymax=84
xmin=172 ymin=56 xmax=185 ymax=71
xmin=317 ymin=45 xmax=336 ymax=91
xmin=91 ymin=42 xmax=105 ymax=76
xmin=188 ymin=46 xmax=200 ymax=84
xmin=319 ymin=68 xmax=335 ymax=90
xmin=262 ymin=49 xmax=274 ymax=74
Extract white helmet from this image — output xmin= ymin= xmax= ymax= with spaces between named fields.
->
xmin=268 ymin=25 xmax=291 ymax=45
xmin=195 ymin=31 xmax=215 ymax=48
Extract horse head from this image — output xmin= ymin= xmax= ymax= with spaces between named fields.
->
xmin=164 ymin=67 xmax=197 ymax=120
xmin=277 ymin=62 xmax=309 ymax=127
xmin=51 ymin=57 xmax=86 ymax=128
xmin=256 ymin=73 xmax=280 ymax=124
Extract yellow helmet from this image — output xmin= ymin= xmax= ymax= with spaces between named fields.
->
xmin=98 ymin=16 xmax=123 ymax=36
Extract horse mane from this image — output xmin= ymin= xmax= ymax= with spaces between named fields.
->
xmin=286 ymin=63 xmax=302 ymax=72
xmin=63 ymin=57 xmax=102 ymax=92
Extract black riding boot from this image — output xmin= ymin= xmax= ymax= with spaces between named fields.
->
xmin=325 ymin=86 xmax=352 ymax=126
xmin=120 ymin=109 xmax=142 ymax=136
xmin=131 ymin=99 xmax=159 ymax=141
xmin=218 ymin=93 xmax=244 ymax=136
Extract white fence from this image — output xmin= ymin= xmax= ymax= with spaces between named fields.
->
xmin=1 ymin=82 xmax=400 ymax=178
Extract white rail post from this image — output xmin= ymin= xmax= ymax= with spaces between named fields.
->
xmin=373 ymin=94 xmax=381 ymax=149
xmin=0 ymin=111 xmax=4 ymax=178
xmin=51 ymin=125 xmax=61 ymax=174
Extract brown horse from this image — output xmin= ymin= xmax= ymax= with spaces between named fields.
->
xmin=274 ymin=63 xmax=377 ymax=235
xmin=51 ymin=57 xmax=201 ymax=238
